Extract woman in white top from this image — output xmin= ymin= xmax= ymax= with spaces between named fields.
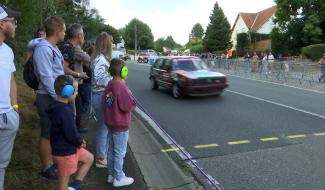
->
xmin=91 ymin=32 xmax=113 ymax=168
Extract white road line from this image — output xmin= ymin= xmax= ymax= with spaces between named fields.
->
xmin=226 ymin=89 xmax=325 ymax=119
xmin=227 ymin=74 xmax=325 ymax=95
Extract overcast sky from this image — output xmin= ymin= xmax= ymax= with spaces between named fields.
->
xmin=90 ymin=0 xmax=276 ymax=45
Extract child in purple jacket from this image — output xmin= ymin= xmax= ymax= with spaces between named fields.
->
xmin=102 ymin=59 xmax=136 ymax=187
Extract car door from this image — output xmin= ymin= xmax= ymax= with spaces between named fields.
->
xmin=160 ymin=59 xmax=173 ymax=88
xmin=151 ymin=58 xmax=164 ymax=85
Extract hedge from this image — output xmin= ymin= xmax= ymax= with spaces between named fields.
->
xmin=190 ymin=44 xmax=204 ymax=53
xmin=236 ymin=33 xmax=250 ymax=57
xmin=302 ymin=44 xmax=325 ymax=61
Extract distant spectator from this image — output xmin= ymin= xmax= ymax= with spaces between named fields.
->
xmin=278 ymin=54 xmax=284 ymax=70
xmin=251 ymin=52 xmax=259 ymax=72
xmin=227 ymin=48 xmax=233 ymax=59
xmin=262 ymin=52 xmax=269 ymax=73
xmin=0 ymin=4 xmax=20 ymax=189
xmin=25 ymin=28 xmax=46 ymax=63
xmin=244 ymin=52 xmax=250 ymax=60
xmin=35 ymin=27 xmax=46 ymax=38
xmin=48 ymin=75 xmax=93 ymax=190
xmin=318 ymin=54 xmax=325 ymax=83
xmin=268 ymin=52 xmax=275 ymax=71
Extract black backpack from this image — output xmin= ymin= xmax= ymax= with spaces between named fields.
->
xmin=23 ymin=55 xmax=39 ymax=90
xmin=23 ymin=47 xmax=56 ymax=90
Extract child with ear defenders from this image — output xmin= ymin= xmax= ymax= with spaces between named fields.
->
xmin=46 ymin=75 xmax=94 ymax=190
xmin=102 ymin=59 xmax=137 ymax=187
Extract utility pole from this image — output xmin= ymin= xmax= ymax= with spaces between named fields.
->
xmin=134 ymin=24 xmax=137 ymax=61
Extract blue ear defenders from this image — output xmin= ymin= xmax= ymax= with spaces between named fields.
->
xmin=61 ymin=83 xmax=75 ymax=97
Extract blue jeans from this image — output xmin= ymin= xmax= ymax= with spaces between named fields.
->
xmin=107 ymin=129 xmax=129 ymax=180
xmin=92 ymin=92 xmax=108 ymax=159
xmin=79 ymin=82 xmax=91 ymax=112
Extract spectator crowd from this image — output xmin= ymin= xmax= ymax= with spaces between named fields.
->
xmin=0 ymin=4 xmax=137 ymax=190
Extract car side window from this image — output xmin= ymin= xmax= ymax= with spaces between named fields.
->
xmin=154 ymin=59 xmax=163 ymax=68
xmin=162 ymin=59 xmax=172 ymax=71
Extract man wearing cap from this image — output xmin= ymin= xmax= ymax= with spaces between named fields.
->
xmin=0 ymin=4 xmax=20 ymax=190
xmin=318 ymin=53 xmax=325 ymax=83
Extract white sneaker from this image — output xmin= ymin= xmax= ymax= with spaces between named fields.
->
xmin=95 ymin=158 xmax=107 ymax=168
xmin=107 ymin=175 xmax=114 ymax=183
xmin=113 ymin=176 xmax=134 ymax=187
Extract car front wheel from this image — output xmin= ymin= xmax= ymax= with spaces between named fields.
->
xmin=150 ymin=77 xmax=158 ymax=90
xmin=172 ymin=84 xmax=182 ymax=99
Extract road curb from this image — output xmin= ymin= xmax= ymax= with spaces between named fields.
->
xmin=129 ymin=108 xmax=202 ymax=189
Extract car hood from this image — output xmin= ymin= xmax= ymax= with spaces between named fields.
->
xmin=176 ymin=70 xmax=225 ymax=79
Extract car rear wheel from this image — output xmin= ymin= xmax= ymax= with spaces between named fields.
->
xmin=172 ymin=84 xmax=182 ymax=99
xmin=150 ymin=77 xmax=158 ymax=90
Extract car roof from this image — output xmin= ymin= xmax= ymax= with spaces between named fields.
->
xmin=158 ymin=56 xmax=199 ymax=60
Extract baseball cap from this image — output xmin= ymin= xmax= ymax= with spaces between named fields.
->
xmin=0 ymin=5 xmax=20 ymax=20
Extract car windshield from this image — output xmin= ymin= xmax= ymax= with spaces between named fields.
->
xmin=173 ymin=59 xmax=208 ymax=71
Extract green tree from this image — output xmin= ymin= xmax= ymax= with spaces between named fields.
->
xmin=203 ymin=2 xmax=231 ymax=52
xmin=122 ymin=18 xmax=154 ymax=50
xmin=273 ymin=0 xmax=325 ymax=55
xmin=0 ymin=0 xmax=122 ymax=65
xmin=154 ymin=36 xmax=181 ymax=53
xmin=164 ymin=36 xmax=177 ymax=49
xmin=191 ymin=23 xmax=204 ymax=39
xmin=154 ymin=37 xmax=165 ymax=52
xmin=100 ymin=24 xmax=121 ymax=44
xmin=0 ymin=0 xmax=43 ymax=65
xmin=271 ymin=19 xmax=305 ymax=56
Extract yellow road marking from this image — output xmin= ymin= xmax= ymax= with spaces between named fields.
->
xmin=287 ymin=134 xmax=306 ymax=139
xmin=260 ymin=137 xmax=279 ymax=142
xmin=161 ymin=147 xmax=181 ymax=153
xmin=194 ymin=144 xmax=219 ymax=149
xmin=228 ymin=140 xmax=250 ymax=145
xmin=313 ymin=132 xmax=325 ymax=136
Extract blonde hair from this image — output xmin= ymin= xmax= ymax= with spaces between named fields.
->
xmin=91 ymin=32 xmax=113 ymax=61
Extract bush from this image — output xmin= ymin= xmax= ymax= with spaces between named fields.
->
xmin=250 ymin=32 xmax=270 ymax=43
xmin=127 ymin=50 xmax=135 ymax=55
xmin=236 ymin=33 xmax=250 ymax=57
xmin=302 ymin=44 xmax=325 ymax=61
xmin=214 ymin=50 xmax=226 ymax=55
xmin=190 ymin=44 xmax=204 ymax=53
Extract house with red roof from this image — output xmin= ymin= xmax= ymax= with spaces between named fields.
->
xmin=231 ymin=6 xmax=276 ymax=51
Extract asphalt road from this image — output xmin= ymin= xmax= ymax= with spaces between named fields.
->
xmin=126 ymin=62 xmax=325 ymax=190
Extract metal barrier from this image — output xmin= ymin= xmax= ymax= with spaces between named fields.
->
xmin=203 ymin=59 xmax=324 ymax=90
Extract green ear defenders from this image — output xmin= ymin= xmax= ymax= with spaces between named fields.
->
xmin=109 ymin=63 xmax=128 ymax=78
xmin=120 ymin=65 xmax=128 ymax=78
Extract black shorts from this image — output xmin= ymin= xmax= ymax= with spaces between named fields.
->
xmin=36 ymin=94 xmax=55 ymax=139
